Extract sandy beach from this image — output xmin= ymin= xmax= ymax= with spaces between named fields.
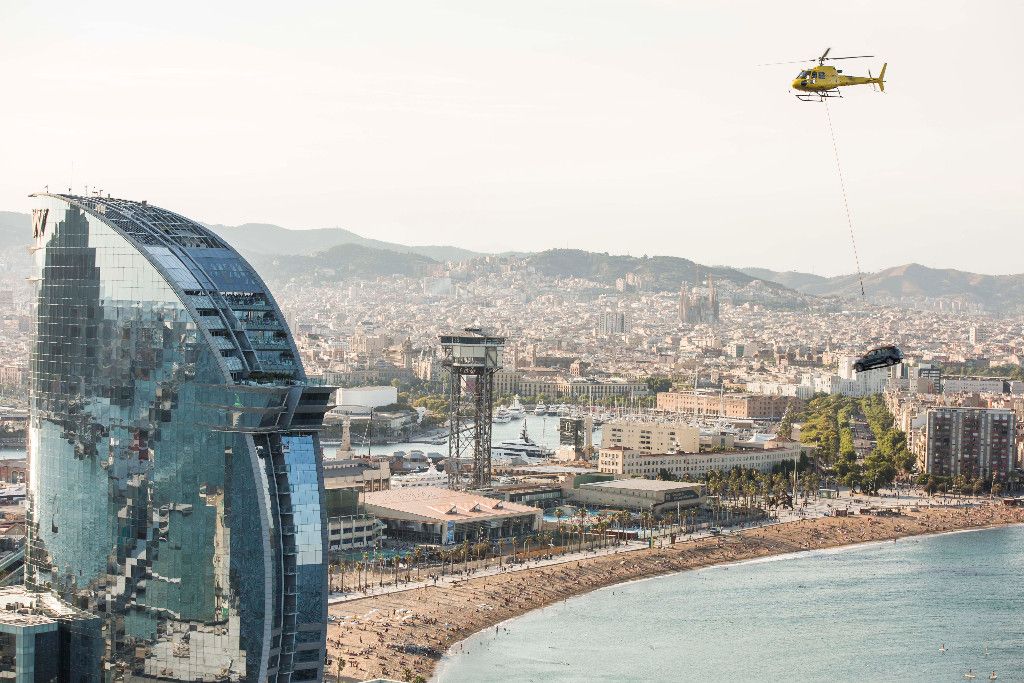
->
xmin=326 ymin=505 xmax=1024 ymax=682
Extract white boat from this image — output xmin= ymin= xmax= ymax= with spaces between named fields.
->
xmin=508 ymin=395 xmax=526 ymax=419
xmin=391 ymin=469 xmax=448 ymax=488
xmin=534 ymin=403 xmax=548 ymax=416
xmin=492 ymin=422 xmax=551 ymax=460
xmin=493 ymin=407 xmax=512 ymax=424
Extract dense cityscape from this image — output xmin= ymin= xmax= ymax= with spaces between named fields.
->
xmin=3 ymin=2 xmax=1023 ymax=681
xmin=0 ymin=195 xmax=1021 ymax=681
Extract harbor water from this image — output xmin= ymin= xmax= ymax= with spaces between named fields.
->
xmin=327 ymin=414 xmax=599 ymax=459
xmin=0 ymin=415 xmax=599 ymax=463
xmin=435 ymin=524 xmax=1024 ymax=682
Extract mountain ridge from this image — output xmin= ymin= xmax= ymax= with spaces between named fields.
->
xmin=527 ymin=249 xmax=763 ymax=291
xmin=740 ymin=264 xmax=1024 ymax=312
xmin=206 ymin=222 xmax=480 ymax=263
xmin=247 ymin=242 xmax=439 ymax=282
xmin=2 ymin=209 xmax=1022 ymax=311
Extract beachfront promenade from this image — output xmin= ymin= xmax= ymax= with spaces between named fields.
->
xmin=329 ymin=538 xmax=647 ymax=606
xmin=328 ymin=486 xmax=995 ymax=607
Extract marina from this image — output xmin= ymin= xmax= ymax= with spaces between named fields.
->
xmin=323 ymin=414 xmax=594 ymax=460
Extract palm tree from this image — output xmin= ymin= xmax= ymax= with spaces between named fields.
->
xmin=412 ymin=546 xmax=423 ymax=581
xmin=554 ymin=507 xmax=565 ymax=545
xmin=946 ymin=475 xmax=962 ymax=501
xmin=744 ymin=480 xmax=757 ymax=514
xmin=595 ymin=514 xmax=609 ymax=549
xmin=575 ymin=507 xmax=588 ymax=552
xmin=639 ymin=510 xmax=653 ymax=541
xmin=599 ymin=518 xmax=612 ymax=549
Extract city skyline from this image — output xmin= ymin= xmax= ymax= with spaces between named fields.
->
xmin=2 ymin=1 xmax=1022 ymax=275
xmin=2 ymin=3 xmax=1023 ymax=680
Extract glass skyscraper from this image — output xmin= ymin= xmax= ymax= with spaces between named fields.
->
xmin=26 ymin=194 xmax=332 ymax=681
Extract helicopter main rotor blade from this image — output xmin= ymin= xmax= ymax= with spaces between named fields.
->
xmin=756 ymin=59 xmax=818 ymax=66
xmin=819 ymin=47 xmax=831 ymax=62
xmin=757 ymin=54 xmax=874 ymax=66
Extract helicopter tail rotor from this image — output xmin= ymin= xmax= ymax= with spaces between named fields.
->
xmin=876 ymin=63 xmax=887 ymax=92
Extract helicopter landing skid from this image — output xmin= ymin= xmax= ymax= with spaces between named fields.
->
xmin=795 ymin=89 xmax=842 ymax=102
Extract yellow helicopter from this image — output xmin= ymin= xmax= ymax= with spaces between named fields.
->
xmin=766 ymin=48 xmax=886 ymax=101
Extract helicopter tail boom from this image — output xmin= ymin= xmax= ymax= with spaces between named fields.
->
xmin=876 ymin=63 xmax=887 ymax=92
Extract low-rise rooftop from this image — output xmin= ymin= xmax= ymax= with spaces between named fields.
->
xmin=363 ymin=486 xmax=539 ymax=522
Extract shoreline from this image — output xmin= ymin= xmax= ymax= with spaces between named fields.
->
xmin=326 ymin=505 xmax=1024 ymax=683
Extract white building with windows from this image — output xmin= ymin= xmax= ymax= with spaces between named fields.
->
xmin=327 ymin=514 xmax=383 ymax=554
xmin=598 ymin=444 xmax=806 ymax=478
xmin=601 ymin=420 xmax=699 ymax=453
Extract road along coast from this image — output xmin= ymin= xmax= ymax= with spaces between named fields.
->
xmin=326 ymin=504 xmax=1024 ymax=682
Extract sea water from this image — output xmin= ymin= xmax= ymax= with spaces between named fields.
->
xmin=436 ymin=524 xmax=1024 ymax=682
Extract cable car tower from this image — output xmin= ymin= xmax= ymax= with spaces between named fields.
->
xmin=439 ymin=327 xmax=504 ymax=489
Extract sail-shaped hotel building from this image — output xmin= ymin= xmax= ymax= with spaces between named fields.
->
xmin=26 ymin=194 xmax=331 ymax=681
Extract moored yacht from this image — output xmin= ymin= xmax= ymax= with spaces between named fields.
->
xmin=508 ymin=395 xmax=526 ymax=419
xmin=493 ymin=407 xmax=512 ymax=423
xmin=492 ymin=422 xmax=551 ymax=460
xmin=534 ymin=402 xmax=548 ymax=416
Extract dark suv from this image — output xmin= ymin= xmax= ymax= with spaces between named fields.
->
xmin=853 ymin=345 xmax=904 ymax=373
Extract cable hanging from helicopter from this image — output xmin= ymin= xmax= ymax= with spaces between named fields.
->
xmin=760 ymin=48 xmax=895 ymax=373
xmin=823 ymin=97 xmax=864 ymax=298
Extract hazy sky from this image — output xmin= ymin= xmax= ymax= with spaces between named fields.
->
xmin=2 ymin=1 xmax=1021 ymax=275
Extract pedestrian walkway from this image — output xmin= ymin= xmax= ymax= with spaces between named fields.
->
xmin=328 ymin=487 xmax=984 ymax=607
xmin=328 ymin=539 xmax=648 ymax=605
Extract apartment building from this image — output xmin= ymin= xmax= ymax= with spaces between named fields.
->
xmin=0 ymin=365 xmax=26 ymax=387
xmin=323 ymin=457 xmax=392 ymax=492
xmin=324 ymin=485 xmax=382 ymax=554
xmin=942 ymin=378 xmax=1020 ymax=395
xmin=656 ymin=391 xmax=801 ymax=419
xmin=601 ymin=420 xmax=699 ymax=454
xmin=597 ymin=445 xmax=804 ymax=478
xmin=923 ymin=407 xmax=1015 ymax=480
xmin=501 ymin=372 xmax=648 ymax=399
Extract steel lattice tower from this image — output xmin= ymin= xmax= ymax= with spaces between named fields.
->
xmin=440 ymin=328 xmax=504 ymax=489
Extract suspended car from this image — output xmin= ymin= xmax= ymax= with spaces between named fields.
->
xmin=854 ymin=346 xmax=904 ymax=373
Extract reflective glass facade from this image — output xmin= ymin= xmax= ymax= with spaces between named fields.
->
xmin=26 ymin=195 xmax=331 ymax=681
